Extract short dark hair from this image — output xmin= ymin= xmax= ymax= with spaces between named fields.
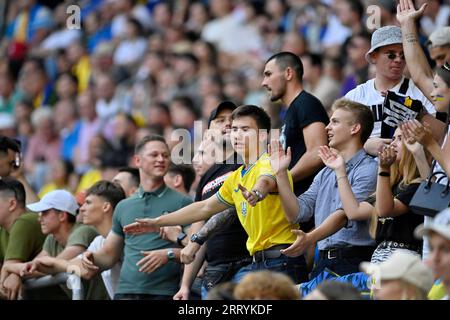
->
xmin=0 ymin=136 xmax=20 ymax=155
xmin=167 ymin=164 xmax=196 ymax=192
xmin=118 ymin=167 xmax=140 ymax=188
xmin=316 ymin=281 xmax=363 ymax=300
xmin=135 ymin=134 xmax=168 ymax=154
xmin=331 ymin=98 xmax=374 ymax=144
xmin=346 ymin=0 xmax=364 ymax=18
xmin=232 ymin=105 xmax=271 ymax=130
xmin=0 ymin=178 xmax=26 ymax=208
xmin=266 ymin=52 xmax=304 ymax=82
xmin=86 ymin=180 xmax=126 ymax=209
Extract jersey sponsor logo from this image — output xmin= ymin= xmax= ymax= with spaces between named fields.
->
xmin=241 ymin=201 xmax=247 ymax=217
xmin=202 ymin=172 xmax=233 ymax=196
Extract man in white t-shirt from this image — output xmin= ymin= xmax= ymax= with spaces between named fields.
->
xmin=345 ymin=25 xmax=442 ymax=156
xmin=22 ymin=181 xmax=126 ymax=299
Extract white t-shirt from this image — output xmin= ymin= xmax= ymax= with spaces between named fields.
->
xmin=83 ymin=234 xmax=122 ymax=300
xmin=345 ymin=77 xmax=436 ymax=138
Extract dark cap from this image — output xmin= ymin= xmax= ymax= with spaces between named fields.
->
xmin=207 ymin=101 xmax=237 ymax=128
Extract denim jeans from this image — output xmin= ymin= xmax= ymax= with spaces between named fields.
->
xmin=201 ymin=258 xmax=251 ymax=300
xmin=310 ymin=256 xmax=367 ymax=279
xmin=232 ymin=254 xmax=308 ymax=284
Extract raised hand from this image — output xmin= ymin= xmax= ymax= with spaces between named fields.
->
xmin=400 ymin=123 xmax=424 ymax=155
xmin=396 ymin=0 xmax=427 ymax=25
xmin=136 ymin=249 xmax=169 ymax=273
xmin=379 ymin=145 xmax=397 ymax=170
xmin=238 ymin=184 xmax=258 ymax=207
xmin=123 ymin=218 xmax=160 ymax=235
xmin=268 ymin=139 xmax=291 ymax=175
xmin=401 ymin=119 xmax=434 ymax=147
xmin=318 ymin=146 xmax=345 ymax=172
xmin=280 ymin=229 xmax=312 ymax=257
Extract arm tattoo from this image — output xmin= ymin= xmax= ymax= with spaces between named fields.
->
xmin=405 ymin=33 xmax=417 ymax=43
xmin=197 ymin=208 xmax=238 ymax=240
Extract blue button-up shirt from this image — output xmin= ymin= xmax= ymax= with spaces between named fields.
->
xmin=296 ymin=149 xmax=378 ymax=250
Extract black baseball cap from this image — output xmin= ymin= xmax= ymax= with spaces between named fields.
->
xmin=207 ymin=101 xmax=237 ymax=129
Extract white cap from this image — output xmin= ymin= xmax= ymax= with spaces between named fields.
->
xmin=361 ymin=251 xmax=434 ymax=294
xmin=415 ymin=208 xmax=450 ymax=241
xmin=27 ymin=190 xmax=79 ymax=216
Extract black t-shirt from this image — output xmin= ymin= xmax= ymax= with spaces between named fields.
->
xmin=372 ymin=183 xmax=424 ymax=247
xmin=195 ymin=154 xmax=250 ymax=265
xmin=280 ymin=90 xmax=329 ymax=196
xmin=280 ymin=91 xmax=329 ymax=232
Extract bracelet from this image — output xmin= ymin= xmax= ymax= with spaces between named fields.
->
xmin=336 ymin=175 xmax=347 ymax=182
xmin=378 ymin=171 xmax=390 ymax=177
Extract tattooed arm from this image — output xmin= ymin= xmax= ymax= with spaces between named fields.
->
xmin=197 ymin=208 xmax=238 ymax=240
xmin=397 ymin=0 xmax=434 ymax=100
xmin=180 ymin=208 xmax=239 ymax=264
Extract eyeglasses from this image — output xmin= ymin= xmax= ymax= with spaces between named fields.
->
xmin=384 ymin=52 xmax=405 ymax=60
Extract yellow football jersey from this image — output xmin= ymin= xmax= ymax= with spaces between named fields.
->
xmin=216 ymin=153 xmax=299 ymax=255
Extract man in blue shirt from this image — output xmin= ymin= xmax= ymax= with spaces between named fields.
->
xmin=270 ymin=98 xmax=378 ymax=277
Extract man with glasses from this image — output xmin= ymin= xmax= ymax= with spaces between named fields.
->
xmin=0 ymin=135 xmax=38 ymax=204
xmin=0 ymin=178 xmax=46 ymax=300
xmin=345 ymin=26 xmax=444 ymax=156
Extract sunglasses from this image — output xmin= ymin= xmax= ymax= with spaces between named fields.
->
xmin=384 ymin=52 xmax=405 ymax=60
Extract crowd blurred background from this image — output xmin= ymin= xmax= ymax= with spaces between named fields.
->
xmin=0 ymin=0 xmax=448 ymax=197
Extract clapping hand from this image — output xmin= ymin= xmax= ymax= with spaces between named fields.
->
xmin=268 ymin=139 xmax=291 ymax=175
xmin=318 ymin=146 xmax=345 ymax=172
xmin=378 ymin=144 xmax=397 ymax=170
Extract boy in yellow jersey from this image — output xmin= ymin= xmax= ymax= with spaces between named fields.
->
xmin=121 ymin=105 xmax=308 ymax=284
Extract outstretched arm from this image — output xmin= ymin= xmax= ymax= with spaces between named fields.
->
xmin=397 ymin=0 xmax=434 ymax=102
xmin=123 ymin=196 xmax=229 ymax=234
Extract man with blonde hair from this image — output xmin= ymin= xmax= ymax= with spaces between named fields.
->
xmin=270 ymin=98 xmax=378 ymax=278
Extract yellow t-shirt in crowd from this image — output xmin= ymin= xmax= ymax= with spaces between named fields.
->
xmin=38 ymin=183 xmax=70 ymax=198
xmin=428 ymin=281 xmax=446 ymax=300
xmin=217 ymin=153 xmax=298 ymax=256
xmin=76 ymin=169 xmax=101 ymax=193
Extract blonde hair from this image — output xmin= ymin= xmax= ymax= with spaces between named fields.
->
xmin=369 ymin=131 xmax=431 ymax=238
xmin=234 ymin=270 xmax=300 ymax=300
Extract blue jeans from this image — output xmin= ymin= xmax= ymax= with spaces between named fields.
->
xmin=201 ymin=258 xmax=251 ymax=300
xmin=232 ymin=254 xmax=308 ymax=284
xmin=310 ymin=256 xmax=367 ymax=279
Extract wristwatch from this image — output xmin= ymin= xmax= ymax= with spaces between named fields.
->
xmin=190 ymin=233 xmax=206 ymax=246
xmin=167 ymin=249 xmax=175 ymax=260
xmin=176 ymin=231 xmax=187 ymax=246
